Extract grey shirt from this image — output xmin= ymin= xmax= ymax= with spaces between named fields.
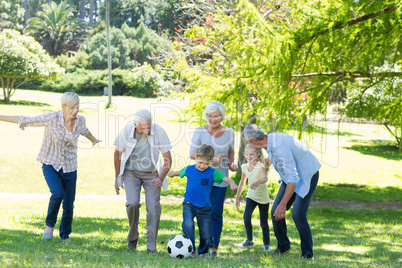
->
xmin=189 ymin=126 xmax=235 ymax=187
xmin=125 ymin=131 xmax=156 ymax=172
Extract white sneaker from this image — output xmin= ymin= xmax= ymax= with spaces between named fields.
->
xmin=264 ymin=245 xmax=271 ymax=252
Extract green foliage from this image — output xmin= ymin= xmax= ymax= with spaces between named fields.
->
xmin=121 ymin=22 xmax=170 ymax=66
xmin=98 ymin=0 xmax=182 ymax=33
xmin=55 ymin=50 xmax=91 ymax=72
xmin=0 ymin=29 xmax=64 ymax=102
xmin=82 ymin=23 xmax=170 ymax=70
xmin=0 ymin=0 xmax=24 ymax=31
xmin=34 ymin=65 xmax=167 ymax=98
xmin=24 ymin=1 xmax=89 ymax=56
xmin=127 ymin=64 xmax=172 ymax=98
xmin=162 ymin=0 xmax=402 ymax=141
xmin=344 ymin=64 xmax=402 ymax=150
xmin=82 ymin=27 xmax=136 ymax=70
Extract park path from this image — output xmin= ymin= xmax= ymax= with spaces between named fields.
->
xmin=1 ymin=193 xmax=401 ymax=209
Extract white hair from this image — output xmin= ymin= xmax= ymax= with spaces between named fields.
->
xmin=61 ymin=92 xmax=79 ymax=107
xmin=134 ymin=109 xmax=152 ymax=124
xmin=204 ymin=101 xmax=226 ymax=120
xmin=242 ymin=124 xmax=266 ymax=142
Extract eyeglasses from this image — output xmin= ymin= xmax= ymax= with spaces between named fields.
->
xmin=207 ymin=115 xmax=222 ymax=120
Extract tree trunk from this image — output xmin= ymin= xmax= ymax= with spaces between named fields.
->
xmin=79 ymin=0 xmax=86 ymax=19
xmin=24 ymin=0 xmax=28 ymax=26
xmin=89 ymin=0 xmax=94 ymax=26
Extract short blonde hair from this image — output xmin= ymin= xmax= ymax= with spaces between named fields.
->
xmin=204 ymin=101 xmax=226 ymax=121
xmin=61 ymin=92 xmax=79 ymax=107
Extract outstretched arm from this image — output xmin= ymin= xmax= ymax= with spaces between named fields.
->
xmin=85 ymin=131 xmax=101 ymax=147
xmin=222 ymin=176 xmax=238 ymax=191
xmin=168 ymin=170 xmax=181 ymax=178
xmin=0 ymin=115 xmax=20 ymax=124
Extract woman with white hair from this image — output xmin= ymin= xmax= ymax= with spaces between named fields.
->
xmin=0 ymin=92 xmax=100 ymax=242
xmin=189 ymin=101 xmax=238 ymax=256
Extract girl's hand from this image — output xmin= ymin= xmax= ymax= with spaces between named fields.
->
xmin=236 ymin=198 xmax=241 ymax=211
xmin=250 ymin=181 xmax=260 ymax=190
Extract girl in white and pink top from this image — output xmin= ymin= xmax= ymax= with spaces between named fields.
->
xmin=0 ymin=92 xmax=100 ymax=242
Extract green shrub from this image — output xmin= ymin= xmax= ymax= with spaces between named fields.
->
xmin=31 ymin=65 xmax=171 ymax=98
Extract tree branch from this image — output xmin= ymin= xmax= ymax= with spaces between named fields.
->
xmin=299 ymin=5 xmax=399 ymax=47
xmin=291 ymin=71 xmax=402 ymax=78
xmin=324 ymin=5 xmax=397 ymax=33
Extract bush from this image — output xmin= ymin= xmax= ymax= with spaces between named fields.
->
xmin=30 ymin=65 xmax=171 ymax=98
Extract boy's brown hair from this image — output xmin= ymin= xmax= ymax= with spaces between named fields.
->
xmin=196 ymin=144 xmax=215 ymax=161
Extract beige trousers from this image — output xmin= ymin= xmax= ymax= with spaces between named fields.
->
xmin=123 ymin=169 xmax=161 ymax=251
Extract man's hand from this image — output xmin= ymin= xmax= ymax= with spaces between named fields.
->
xmin=114 ymin=180 xmax=124 ymax=195
xmin=152 ymin=178 xmax=163 ymax=188
xmin=273 ymin=203 xmax=287 ymax=221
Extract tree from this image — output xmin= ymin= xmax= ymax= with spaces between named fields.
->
xmin=82 ymin=26 xmax=135 ymax=69
xmin=24 ymin=1 xmax=89 ymax=56
xmin=82 ymin=23 xmax=170 ymax=69
xmin=345 ymin=64 xmax=402 ymax=149
xmin=0 ymin=29 xmax=64 ymax=102
xmin=98 ymin=0 xmax=184 ymax=33
xmin=0 ymin=0 xmax=24 ymax=31
xmin=159 ymin=0 xmax=402 ymax=154
xmin=79 ymin=0 xmax=85 ymax=19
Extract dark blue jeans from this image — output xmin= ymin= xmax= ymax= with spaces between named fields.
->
xmin=271 ymin=171 xmax=319 ymax=258
xmin=182 ymin=200 xmax=212 ymax=254
xmin=244 ymin=198 xmax=270 ymax=245
xmin=42 ymin=164 xmax=77 ymax=239
xmin=209 ymin=186 xmax=227 ymax=249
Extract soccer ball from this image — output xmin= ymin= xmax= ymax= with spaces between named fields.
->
xmin=167 ymin=235 xmax=193 ymax=258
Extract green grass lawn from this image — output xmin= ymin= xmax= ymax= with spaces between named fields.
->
xmin=0 ymin=90 xmax=401 ymax=267
xmin=1 ymin=198 xmax=400 ymax=267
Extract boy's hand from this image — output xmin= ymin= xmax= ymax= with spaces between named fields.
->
xmin=229 ymin=181 xmax=238 ymax=191
xmin=168 ymin=171 xmax=175 ymax=178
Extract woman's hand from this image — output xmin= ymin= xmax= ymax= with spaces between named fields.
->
xmin=92 ymin=139 xmax=101 ymax=147
xmin=229 ymin=163 xmax=238 ymax=172
xmin=213 ymin=154 xmax=226 ymax=162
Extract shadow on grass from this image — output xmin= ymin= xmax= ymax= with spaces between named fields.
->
xmin=344 ymin=139 xmax=401 ymax=160
xmin=0 ymin=99 xmax=51 ymax=107
xmin=284 ymin=124 xmax=362 ymax=137
xmin=1 ymin=204 xmax=400 ymax=267
xmin=314 ymin=183 xmax=402 ymax=202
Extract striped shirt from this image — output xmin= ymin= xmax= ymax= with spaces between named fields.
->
xmin=19 ymin=111 xmax=89 ymax=173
